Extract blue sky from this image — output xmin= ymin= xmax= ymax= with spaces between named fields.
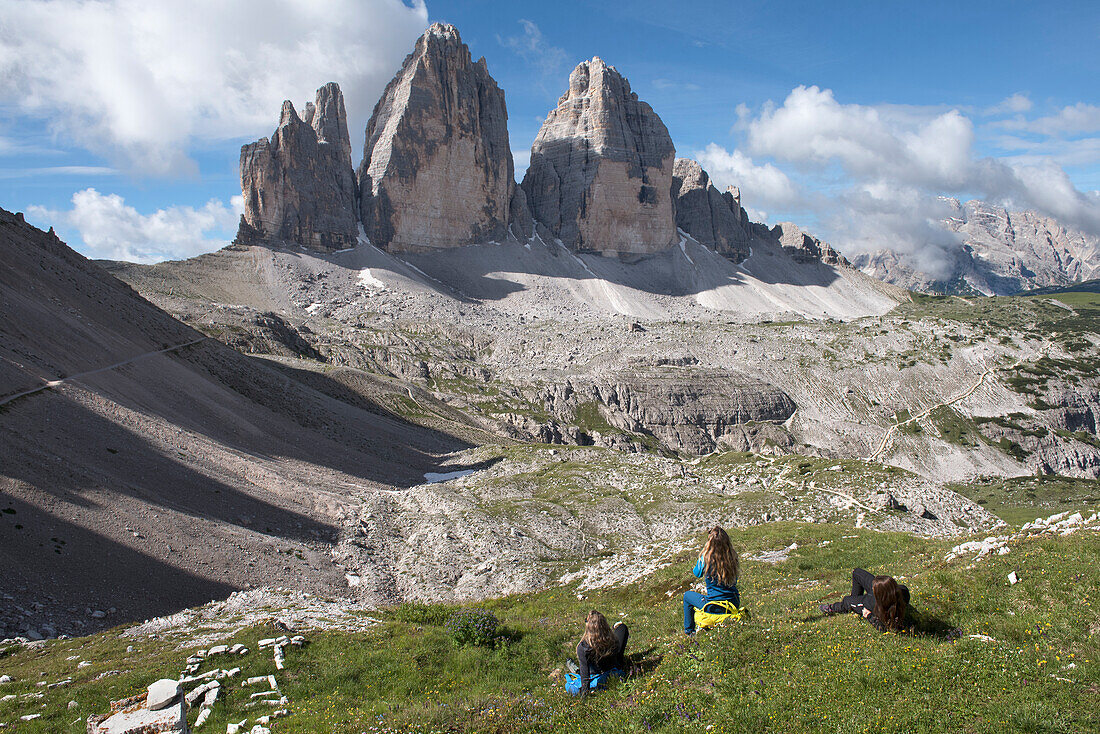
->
xmin=2 ymin=0 xmax=1098 ymax=268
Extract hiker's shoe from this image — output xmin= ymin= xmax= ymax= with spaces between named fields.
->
xmin=819 ymin=603 xmax=838 ymax=616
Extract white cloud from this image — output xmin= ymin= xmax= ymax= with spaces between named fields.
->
xmin=827 ymin=184 xmax=964 ymax=280
xmin=512 ymin=149 xmax=531 ymax=179
xmin=652 ymin=78 xmax=702 ymax=92
xmin=998 ymin=102 xmax=1100 ymax=136
xmin=0 ymin=166 xmax=117 ymax=179
xmin=0 ymin=0 xmax=428 ymax=175
xmin=497 ymin=19 xmax=568 ymax=79
xmin=27 ymin=189 xmax=244 ymax=263
xmin=990 ymin=135 xmax=1100 ymax=167
xmin=985 ymin=93 xmax=1033 ymax=116
xmin=728 ymin=85 xmax=1100 ymax=274
xmin=744 ymin=86 xmax=975 ymax=188
xmin=694 ymin=143 xmax=799 ymax=218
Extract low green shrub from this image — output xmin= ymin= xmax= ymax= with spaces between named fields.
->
xmin=446 ymin=608 xmax=500 ymax=648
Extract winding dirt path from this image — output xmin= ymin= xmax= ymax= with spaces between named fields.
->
xmin=865 ymin=350 xmax=1042 ymax=463
xmin=0 ymin=338 xmax=206 ymax=407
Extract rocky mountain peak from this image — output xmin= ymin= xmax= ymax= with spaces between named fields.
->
xmin=424 ymin=20 xmax=461 ymax=44
xmin=521 ymin=57 xmax=676 ymax=254
xmin=278 ymin=100 xmax=300 ymax=126
xmin=357 ymin=22 xmax=521 ymax=251
xmin=236 ymin=83 xmax=358 ymax=252
xmin=671 ymin=157 xmax=848 ymax=267
xmin=311 ymin=81 xmax=353 ymax=166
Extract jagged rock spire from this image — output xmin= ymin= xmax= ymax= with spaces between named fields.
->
xmin=357 ymin=22 xmax=523 ymax=251
xmin=311 ymin=81 xmax=353 ymax=167
xmin=237 ymin=83 xmax=358 ymax=252
xmin=671 ymin=158 xmax=751 ymax=262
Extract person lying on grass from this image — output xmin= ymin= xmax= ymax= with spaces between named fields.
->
xmin=820 ymin=567 xmax=911 ymax=632
xmin=564 ymin=610 xmax=629 ymax=696
xmin=683 ymin=526 xmax=741 ymax=635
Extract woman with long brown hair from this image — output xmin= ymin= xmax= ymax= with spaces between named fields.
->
xmin=565 ymin=610 xmax=629 ymax=695
xmin=683 ymin=526 xmax=741 ymax=635
xmin=820 ymin=568 xmax=911 ymax=632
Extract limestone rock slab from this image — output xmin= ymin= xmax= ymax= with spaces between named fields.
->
xmin=358 ymin=23 xmax=518 ymax=251
xmin=522 ymin=57 xmax=676 ymax=254
xmin=87 ymin=696 xmax=187 ymax=734
xmin=146 ymin=679 xmax=181 ymax=711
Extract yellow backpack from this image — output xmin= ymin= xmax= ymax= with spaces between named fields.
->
xmin=693 ymin=600 xmax=748 ymax=630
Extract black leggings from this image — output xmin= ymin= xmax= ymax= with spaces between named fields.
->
xmin=836 ymin=567 xmax=876 ymax=613
xmin=836 ymin=568 xmax=910 ymax=614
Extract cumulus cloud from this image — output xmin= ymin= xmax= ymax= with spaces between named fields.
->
xmin=694 ymin=143 xmax=799 ymax=220
xmin=826 ymin=184 xmax=964 ymax=281
xmin=745 ymin=86 xmax=975 ymax=189
xmin=498 ymin=19 xmax=568 ymax=79
xmin=27 ymin=189 xmax=243 ymax=263
xmin=720 ymin=85 xmax=1100 ymax=274
xmin=0 ymin=0 xmax=428 ymax=175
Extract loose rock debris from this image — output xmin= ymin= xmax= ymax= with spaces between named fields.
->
xmin=946 ymin=511 xmax=1098 ymax=563
xmin=79 ymin=633 xmax=308 ymax=733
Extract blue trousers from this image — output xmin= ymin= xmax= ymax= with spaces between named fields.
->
xmin=683 ymin=590 xmax=707 ymax=633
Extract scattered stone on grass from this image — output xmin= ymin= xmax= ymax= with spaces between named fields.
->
xmin=147 ymin=679 xmax=182 ymax=711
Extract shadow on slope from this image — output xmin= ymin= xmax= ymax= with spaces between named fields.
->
xmin=0 ymin=495 xmax=239 ymax=634
xmin=40 ymin=338 xmax=477 ymax=489
xmin=1 ymin=392 xmax=339 ymax=545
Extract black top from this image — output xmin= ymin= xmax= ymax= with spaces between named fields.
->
xmin=843 ymin=568 xmax=912 ymax=632
xmin=576 ymin=622 xmax=629 ymax=694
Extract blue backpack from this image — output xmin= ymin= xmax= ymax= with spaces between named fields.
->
xmin=564 ymin=668 xmax=623 ymax=695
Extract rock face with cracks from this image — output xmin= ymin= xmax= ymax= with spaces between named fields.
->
xmin=357 ymin=23 xmax=522 ymax=252
xmin=238 ymin=83 xmax=358 ymax=252
xmin=522 ymin=57 xmax=676 ymax=254
xmin=671 ymin=158 xmax=751 ymax=262
xmin=772 ymin=222 xmax=848 ymax=266
xmin=537 ymin=367 xmax=798 ymax=454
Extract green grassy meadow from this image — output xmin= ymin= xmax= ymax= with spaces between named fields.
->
xmin=2 ymin=508 xmax=1098 ymax=733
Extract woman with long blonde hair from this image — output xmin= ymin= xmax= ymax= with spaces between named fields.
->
xmin=565 ymin=610 xmax=629 ymax=695
xmin=683 ymin=526 xmax=741 ymax=634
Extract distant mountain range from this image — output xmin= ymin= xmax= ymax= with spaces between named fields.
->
xmin=853 ymin=199 xmax=1100 ymax=296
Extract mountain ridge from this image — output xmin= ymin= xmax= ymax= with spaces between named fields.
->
xmin=854 ymin=198 xmax=1100 ymax=295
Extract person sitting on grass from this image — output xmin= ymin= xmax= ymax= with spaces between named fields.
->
xmin=564 ymin=610 xmax=629 ymax=696
xmin=820 ymin=567 xmax=911 ymax=632
xmin=683 ymin=526 xmax=741 ymax=635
